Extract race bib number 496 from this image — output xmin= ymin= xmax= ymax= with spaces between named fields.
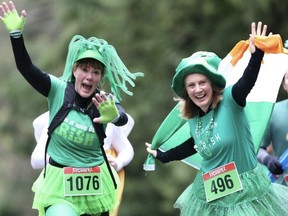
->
xmin=202 ymin=162 xmax=243 ymax=202
xmin=63 ymin=166 xmax=103 ymax=196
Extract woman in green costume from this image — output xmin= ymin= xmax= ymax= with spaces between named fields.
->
xmin=0 ymin=1 xmax=142 ymax=216
xmin=146 ymin=22 xmax=288 ymax=215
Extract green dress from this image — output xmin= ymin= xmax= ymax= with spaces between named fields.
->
xmin=174 ymin=86 xmax=288 ymax=216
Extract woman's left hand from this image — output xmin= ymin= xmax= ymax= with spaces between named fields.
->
xmin=92 ymin=93 xmax=119 ymax=124
xmin=145 ymin=142 xmax=157 ymax=157
xmin=249 ymin=21 xmax=268 ymax=53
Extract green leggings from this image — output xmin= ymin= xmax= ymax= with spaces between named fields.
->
xmin=45 ymin=204 xmax=78 ymax=216
xmin=45 ymin=204 xmax=109 ymax=216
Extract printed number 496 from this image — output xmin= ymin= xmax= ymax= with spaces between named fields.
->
xmin=211 ymin=174 xmax=234 ymax=194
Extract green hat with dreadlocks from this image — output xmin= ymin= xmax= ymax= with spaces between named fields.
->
xmin=76 ymin=49 xmax=105 ymax=65
xmin=61 ymin=35 xmax=144 ymax=101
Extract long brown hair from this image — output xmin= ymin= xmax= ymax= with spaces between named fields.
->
xmin=177 ymin=84 xmax=224 ymax=119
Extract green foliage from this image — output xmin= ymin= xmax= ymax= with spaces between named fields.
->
xmin=1 ymin=0 xmax=288 ymax=215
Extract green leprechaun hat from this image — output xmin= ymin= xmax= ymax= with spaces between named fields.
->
xmin=172 ymin=51 xmax=226 ymax=98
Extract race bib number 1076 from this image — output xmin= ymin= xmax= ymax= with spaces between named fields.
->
xmin=63 ymin=166 xmax=103 ymax=196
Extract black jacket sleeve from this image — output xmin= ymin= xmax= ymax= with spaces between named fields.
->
xmin=10 ymin=35 xmax=51 ymax=97
xmin=113 ymin=103 xmax=128 ymax=126
xmin=156 ymin=137 xmax=197 ymax=163
xmin=232 ymin=48 xmax=264 ymax=106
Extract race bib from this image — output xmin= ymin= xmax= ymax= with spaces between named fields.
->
xmin=202 ymin=162 xmax=243 ymax=202
xmin=63 ymin=166 xmax=103 ymax=196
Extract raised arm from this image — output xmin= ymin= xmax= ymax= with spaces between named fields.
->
xmin=0 ymin=1 xmax=51 ymax=97
xmin=232 ymin=22 xmax=267 ymax=106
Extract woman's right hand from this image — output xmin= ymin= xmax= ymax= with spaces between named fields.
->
xmin=0 ymin=1 xmax=26 ymax=33
xmin=145 ymin=142 xmax=157 ymax=157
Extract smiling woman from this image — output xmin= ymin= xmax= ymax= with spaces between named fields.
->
xmin=184 ymin=73 xmax=213 ymax=113
xmin=145 ymin=22 xmax=288 ymax=216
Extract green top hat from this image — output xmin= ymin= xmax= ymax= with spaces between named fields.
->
xmin=172 ymin=51 xmax=226 ymax=97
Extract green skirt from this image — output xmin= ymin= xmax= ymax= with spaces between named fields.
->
xmin=174 ymin=164 xmax=288 ymax=216
xmin=32 ymin=163 xmax=119 ymax=216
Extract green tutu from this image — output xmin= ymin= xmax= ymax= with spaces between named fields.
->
xmin=174 ymin=164 xmax=288 ymax=216
xmin=32 ymin=163 xmax=119 ymax=216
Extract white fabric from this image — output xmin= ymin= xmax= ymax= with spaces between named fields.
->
xmin=31 ymin=112 xmax=49 ymax=169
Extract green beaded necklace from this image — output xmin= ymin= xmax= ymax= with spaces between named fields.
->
xmin=195 ymin=109 xmax=215 ymax=157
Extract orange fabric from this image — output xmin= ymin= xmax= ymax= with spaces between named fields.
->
xmin=229 ymin=34 xmax=288 ymax=67
xmin=229 ymin=40 xmax=249 ymax=66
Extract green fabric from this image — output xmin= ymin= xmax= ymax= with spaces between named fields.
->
xmin=150 ymin=103 xmax=187 ymax=146
xmin=1 ymin=9 xmax=25 ymax=33
xmin=143 ymin=103 xmax=186 ymax=171
xmin=144 ymin=40 xmax=285 ymax=172
xmin=174 ymin=164 xmax=288 ymax=216
xmin=245 ymin=101 xmax=274 ymax=153
xmin=47 ymin=75 xmax=105 ymax=167
xmin=97 ymin=99 xmax=119 ymax=123
xmin=189 ymin=86 xmax=258 ymax=174
xmin=261 ymin=99 xmax=288 ymax=157
xmin=143 ymin=87 xmax=271 ymax=172
xmin=47 ymin=75 xmax=66 ymax=124
xmin=285 ymin=39 xmax=288 ymax=48
xmin=32 ymin=163 xmax=119 ymax=216
xmin=60 ymin=35 xmax=144 ymax=101
xmin=76 ymin=49 xmax=105 ymax=66
xmin=172 ymin=51 xmax=225 ymax=97
xmin=45 ymin=204 xmax=78 ymax=216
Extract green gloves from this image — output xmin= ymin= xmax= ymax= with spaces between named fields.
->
xmin=1 ymin=5 xmax=25 ymax=37
xmin=96 ymin=100 xmax=120 ymax=124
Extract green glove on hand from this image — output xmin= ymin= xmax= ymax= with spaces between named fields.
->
xmin=92 ymin=94 xmax=120 ymax=124
xmin=98 ymin=100 xmax=119 ymax=123
xmin=0 ymin=1 xmax=26 ymax=36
